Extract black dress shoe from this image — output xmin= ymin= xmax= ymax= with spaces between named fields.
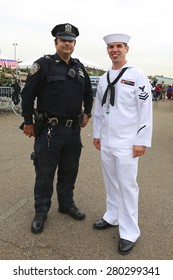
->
xmin=58 ymin=205 xmax=85 ymax=220
xmin=118 ymin=238 xmax=135 ymax=255
xmin=31 ymin=213 xmax=47 ymax=234
xmin=93 ymin=218 xmax=113 ymax=230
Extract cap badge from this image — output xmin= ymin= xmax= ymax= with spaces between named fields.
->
xmin=65 ymin=24 xmax=72 ymax=33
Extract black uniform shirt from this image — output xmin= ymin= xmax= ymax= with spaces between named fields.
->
xmin=21 ymin=53 xmax=93 ymax=124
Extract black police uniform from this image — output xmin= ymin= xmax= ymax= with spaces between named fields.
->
xmin=21 ymin=52 xmax=93 ymax=217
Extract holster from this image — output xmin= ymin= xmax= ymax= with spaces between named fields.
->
xmin=33 ymin=109 xmax=45 ymax=137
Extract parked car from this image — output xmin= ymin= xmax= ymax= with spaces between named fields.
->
xmin=91 ymin=82 xmax=97 ymax=97
xmin=90 ymin=76 xmax=100 ymax=97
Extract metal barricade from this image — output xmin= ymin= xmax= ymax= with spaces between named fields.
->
xmin=0 ymin=87 xmax=19 ymax=115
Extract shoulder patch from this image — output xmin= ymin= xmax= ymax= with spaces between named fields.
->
xmin=29 ymin=63 xmax=40 ymax=76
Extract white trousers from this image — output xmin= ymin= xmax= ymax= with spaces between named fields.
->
xmin=101 ymin=146 xmax=140 ymax=242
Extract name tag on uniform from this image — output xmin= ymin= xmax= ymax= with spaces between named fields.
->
xmin=78 ymin=68 xmax=85 ymax=78
xmin=121 ymin=79 xmax=135 ymax=86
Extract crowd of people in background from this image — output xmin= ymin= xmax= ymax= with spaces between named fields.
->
xmin=150 ymin=80 xmax=173 ymax=103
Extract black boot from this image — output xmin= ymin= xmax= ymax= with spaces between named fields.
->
xmin=118 ymin=238 xmax=135 ymax=255
xmin=31 ymin=213 xmax=47 ymax=234
xmin=59 ymin=204 xmax=85 ymax=220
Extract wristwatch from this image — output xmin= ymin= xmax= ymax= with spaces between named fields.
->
xmin=85 ymin=113 xmax=92 ymax=118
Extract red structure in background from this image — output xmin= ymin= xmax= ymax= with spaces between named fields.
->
xmin=0 ymin=55 xmax=18 ymax=68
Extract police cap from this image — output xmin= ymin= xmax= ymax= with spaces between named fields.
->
xmin=51 ymin=23 xmax=79 ymax=41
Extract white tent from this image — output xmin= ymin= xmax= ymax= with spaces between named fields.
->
xmin=0 ymin=54 xmax=17 ymax=68
xmin=18 ymin=58 xmax=38 ymax=69
xmin=74 ymin=54 xmax=106 ymax=71
xmin=18 ymin=55 xmax=106 ymax=71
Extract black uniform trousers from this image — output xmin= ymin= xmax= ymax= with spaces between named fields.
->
xmin=33 ymin=124 xmax=82 ymax=215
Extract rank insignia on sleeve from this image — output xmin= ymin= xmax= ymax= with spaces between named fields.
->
xmin=29 ymin=63 xmax=40 ymax=76
xmin=139 ymin=85 xmax=145 ymax=91
xmin=138 ymin=85 xmax=149 ymax=100
xmin=121 ymin=79 xmax=135 ymax=86
xmin=139 ymin=92 xmax=149 ymax=100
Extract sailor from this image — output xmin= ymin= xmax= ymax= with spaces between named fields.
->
xmin=92 ymin=33 xmax=152 ymax=254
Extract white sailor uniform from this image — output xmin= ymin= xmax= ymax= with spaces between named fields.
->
xmin=93 ymin=62 xmax=152 ymax=242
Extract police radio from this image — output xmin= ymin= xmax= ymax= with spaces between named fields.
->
xmin=68 ymin=68 xmax=76 ymax=78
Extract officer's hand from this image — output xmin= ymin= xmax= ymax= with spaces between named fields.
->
xmin=23 ymin=124 xmax=35 ymax=137
xmin=80 ymin=114 xmax=89 ymax=128
xmin=133 ymin=145 xmax=146 ymax=158
xmin=93 ymin=138 xmax=101 ymax=151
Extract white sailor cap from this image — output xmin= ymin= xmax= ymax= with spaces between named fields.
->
xmin=103 ymin=33 xmax=131 ymax=45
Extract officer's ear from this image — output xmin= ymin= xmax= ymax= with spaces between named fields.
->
xmin=55 ymin=38 xmax=58 ymax=45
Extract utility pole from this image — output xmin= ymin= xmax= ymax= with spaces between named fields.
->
xmin=13 ymin=43 xmax=18 ymax=61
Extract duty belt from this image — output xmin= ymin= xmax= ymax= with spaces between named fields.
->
xmin=47 ymin=117 xmax=77 ymax=128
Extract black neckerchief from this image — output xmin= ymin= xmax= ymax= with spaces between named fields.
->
xmin=102 ymin=67 xmax=128 ymax=106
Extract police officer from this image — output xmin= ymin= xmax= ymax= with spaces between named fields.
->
xmin=93 ymin=34 xmax=152 ymax=254
xmin=21 ymin=23 xmax=93 ymax=234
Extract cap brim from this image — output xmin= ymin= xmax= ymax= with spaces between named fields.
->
xmin=56 ymin=35 xmax=76 ymax=41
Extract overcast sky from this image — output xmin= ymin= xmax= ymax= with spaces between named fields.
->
xmin=0 ymin=0 xmax=172 ymax=77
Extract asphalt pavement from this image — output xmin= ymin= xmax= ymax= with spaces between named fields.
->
xmin=0 ymin=100 xmax=173 ymax=260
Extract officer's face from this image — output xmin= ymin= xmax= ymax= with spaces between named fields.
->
xmin=55 ymin=39 xmax=76 ymax=57
xmin=107 ymin=42 xmax=129 ymax=68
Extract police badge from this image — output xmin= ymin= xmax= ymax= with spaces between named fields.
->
xmin=65 ymin=24 xmax=72 ymax=33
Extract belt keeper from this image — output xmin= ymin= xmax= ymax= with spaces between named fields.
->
xmin=66 ymin=119 xmax=73 ymax=127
